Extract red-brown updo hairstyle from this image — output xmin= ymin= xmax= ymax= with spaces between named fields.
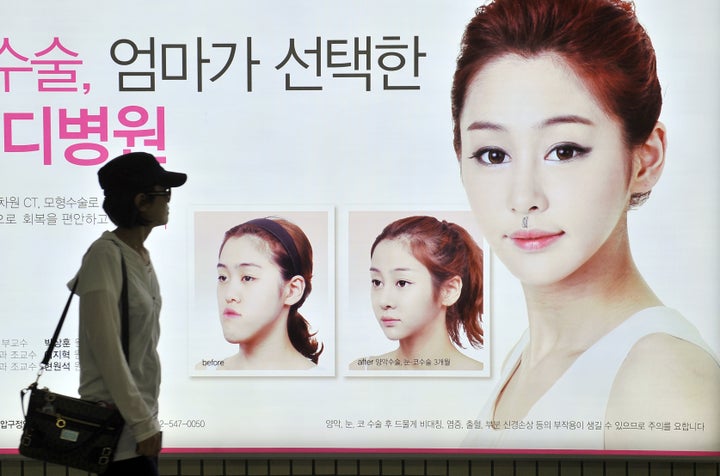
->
xmin=451 ymin=0 xmax=662 ymax=206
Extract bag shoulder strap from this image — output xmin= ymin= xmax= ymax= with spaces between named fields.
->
xmin=118 ymin=250 xmax=129 ymax=359
xmin=40 ymin=279 xmax=79 ymax=368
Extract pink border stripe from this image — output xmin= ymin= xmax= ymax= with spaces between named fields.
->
xmin=163 ymin=448 xmax=720 ymax=458
xmin=5 ymin=447 xmax=717 ymax=458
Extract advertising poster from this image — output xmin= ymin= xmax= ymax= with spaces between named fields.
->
xmin=1 ymin=0 xmax=718 ymax=456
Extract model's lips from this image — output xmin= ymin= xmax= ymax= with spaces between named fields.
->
xmin=508 ymin=229 xmax=565 ymax=251
xmin=380 ymin=317 xmax=401 ymax=327
xmin=222 ymin=308 xmax=241 ymax=318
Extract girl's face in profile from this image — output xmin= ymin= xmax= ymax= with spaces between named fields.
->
xmin=139 ymin=186 xmax=171 ymax=227
xmin=217 ymin=235 xmax=286 ymax=345
xmin=459 ymin=53 xmax=633 ymax=286
xmin=370 ymin=239 xmax=444 ymax=342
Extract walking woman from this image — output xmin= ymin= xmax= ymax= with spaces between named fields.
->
xmin=71 ymin=152 xmax=186 ymax=474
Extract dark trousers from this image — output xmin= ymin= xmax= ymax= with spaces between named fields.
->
xmin=101 ymin=456 xmax=159 ymax=476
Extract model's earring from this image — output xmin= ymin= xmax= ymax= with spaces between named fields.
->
xmin=522 ymin=215 xmax=529 ymax=229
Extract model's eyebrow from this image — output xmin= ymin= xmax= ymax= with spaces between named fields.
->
xmin=466 ymin=121 xmax=505 ymax=132
xmin=369 ymin=267 xmax=414 ymax=273
xmin=540 ymin=115 xmax=594 ymax=128
xmin=466 ymin=115 xmax=594 ymax=132
xmin=217 ymin=262 xmax=262 ymax=270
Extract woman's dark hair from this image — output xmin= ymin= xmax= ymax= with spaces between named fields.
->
xmin=371 ymin=216 xmax=484 ymax=348
xmin=451 ymin=0 xmax=662 ymax=206
xmin=220 ymin=218 xmax=323 ymax=364
xmin=103 ymin=189 xmax=156 ymax=228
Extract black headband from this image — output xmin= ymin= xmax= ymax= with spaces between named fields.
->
xmin=244 ymin=218 xmax=301 ymax=277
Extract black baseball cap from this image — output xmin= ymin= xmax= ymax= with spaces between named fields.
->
xmin=98 ymin=152 xmax=187 ymax=193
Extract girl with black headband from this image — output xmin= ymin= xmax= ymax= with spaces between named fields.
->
xmin=215 ymin=217 xmax=323 ymax=370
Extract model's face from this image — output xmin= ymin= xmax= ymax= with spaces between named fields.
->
xmin=370 ymin=239 xmax=444 ymax=341
xmin=217 ymin=235 xmax=286 ymax=345
xmin=459 ymin=54 xmax=633 ymax=286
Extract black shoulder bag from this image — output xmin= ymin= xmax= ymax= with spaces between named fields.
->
xmin=19 ymin=252 xmax=129 ymax=474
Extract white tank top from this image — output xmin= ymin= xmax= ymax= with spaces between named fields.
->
xmin=462 ymin=307 xmax=718 ymax=449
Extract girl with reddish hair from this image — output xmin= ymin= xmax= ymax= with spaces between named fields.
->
xmin=350 ymin=215 xmax=485 ymax=371
xmin=454 ymin=0 xmax=719 ymax=449
xmin=214 ymin=217 xmax=323 ymax=370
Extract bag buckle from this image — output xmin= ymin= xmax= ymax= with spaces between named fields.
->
xmin=55 ymin=416 xmax=67 ymax=429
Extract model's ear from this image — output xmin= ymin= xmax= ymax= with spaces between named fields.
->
xmin=283 ymin=275 xmax=306 ymax=306
xmin=440 ymin=275 xmax=462 ymax=307
xmin=630 ymin=121 xmax=667 ymax=197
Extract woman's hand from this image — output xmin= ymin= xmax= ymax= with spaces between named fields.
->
xmin=136 ymin=431 xmax=163 ymax=457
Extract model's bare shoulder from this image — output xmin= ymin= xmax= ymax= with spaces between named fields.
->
xmin=605 ymin=333 xmax=720 ymax=450
xmin=451 ymin=352 xmax=484 ymax=371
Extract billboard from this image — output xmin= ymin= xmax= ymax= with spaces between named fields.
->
xmin=1 ymin=0 xmax=718 ymax=456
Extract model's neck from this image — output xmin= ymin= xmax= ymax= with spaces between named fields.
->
xmin=396 ymin=312 xmax=457 ymax=361
xmin=521 ymin=224 xmax=661 ymax=365
xmin=234 ymin=310 xmax=310 ymax=369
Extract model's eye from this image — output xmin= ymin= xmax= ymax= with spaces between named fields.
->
xmin=241 ymin=275 xmax=256 ymax=282
xmin=396 ymin=280 xmax=412 ymax=288
xmin=217 ymin=274 xmax=227 ymax=283
xmin=371 ymin=279 xmax=382 ymax=288
xmin=546 ymin=144 xmax=591 ymax=161
xmin=470 ymin=147 xmax=510 ymax=165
